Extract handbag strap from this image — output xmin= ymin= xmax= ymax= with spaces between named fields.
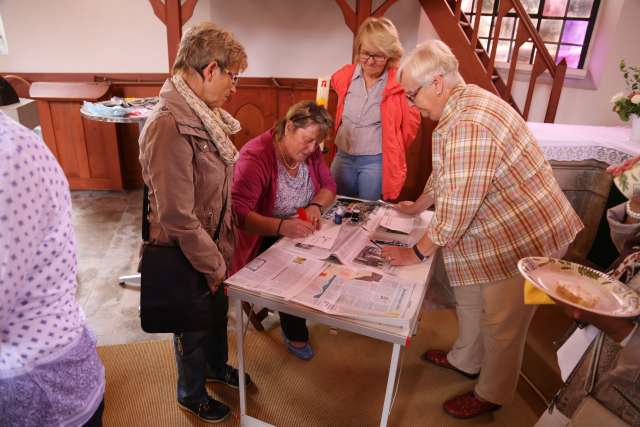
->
xmin=141 ymin=175 xmax=228 ymax=243
xmin=142 ymin=184 xmax=150 ymax=241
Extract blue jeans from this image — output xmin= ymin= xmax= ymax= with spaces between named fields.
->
xmin=331 ymin=150 xmax=382 ymax=201
xmin=173 ymin=286 xmax=228 ymax=404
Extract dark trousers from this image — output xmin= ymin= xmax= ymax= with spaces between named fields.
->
xmin=173 ymin=285 xmax=228 ymax=404
xmin=260 ymin=236 xmax=309 ymax=342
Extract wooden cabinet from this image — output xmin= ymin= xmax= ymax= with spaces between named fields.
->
xmin=30 ymin=82 xmax=124 ymax=190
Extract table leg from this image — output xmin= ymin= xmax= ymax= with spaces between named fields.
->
xmin=234 ymin=297 xmax=248 ymax=418
xmin=380 ymin=343 xmax=401 ymax=427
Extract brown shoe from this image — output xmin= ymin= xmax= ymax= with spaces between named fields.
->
xmin=421 ymin=350 xmax=479 ymax=379
xmin=443 ymin=391 xmax=501 ymax=419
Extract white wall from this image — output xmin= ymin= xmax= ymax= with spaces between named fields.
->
xmin=0 ymin=0 xmax=420 ymax=77
xmin=0 ymin=0 xmax=167 ymax=72
xmin=0 ymin=0 xmax=636 ymax=126
xmin=190 ymin=0 xmax=421 ymax=78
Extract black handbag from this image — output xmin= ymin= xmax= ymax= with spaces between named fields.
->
xmin=139 ymin=184 xmax=228 ymax=333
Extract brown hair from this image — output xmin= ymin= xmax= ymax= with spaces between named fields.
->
xmin=353 ymin=17 xmax=404 ymax=67
xmin=172 ymin=22 xmax=248 ymax=75
xmin=274 ymin=101 xmax=334 ymax=142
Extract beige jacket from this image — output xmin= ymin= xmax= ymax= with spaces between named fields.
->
xmin=139 ymin=79 xmax=235 ymax=286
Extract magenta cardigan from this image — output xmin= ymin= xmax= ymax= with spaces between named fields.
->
xmin=231 ymin=129 xmax=337 ymax=273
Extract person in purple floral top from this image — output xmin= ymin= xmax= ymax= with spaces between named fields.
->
xmin=0 ymin=112 xmax=105 ymax=426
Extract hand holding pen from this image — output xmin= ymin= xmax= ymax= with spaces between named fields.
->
xmin=298 ymin=207 xmax=321 ymax=230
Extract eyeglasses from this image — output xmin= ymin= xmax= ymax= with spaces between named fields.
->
xmin=359 ymin=50 xmax=387 ymax=63
xmin=195 ymin=63 xmax=240 ymax=85
xmin=223 ymin=69 xmax=240 ymax=85
xmin=405 ymin=86 xmax=423 ymax=103
xmin=405 ymin=78 xmax=439 ymax=103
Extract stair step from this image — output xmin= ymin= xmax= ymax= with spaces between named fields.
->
xmin=459 ymin=21 xmax=470 ymax=27
xmin=491 ymin=74 xmax=500 ymax=80
xmin=475 ymin=48 xmax=485 ymax=54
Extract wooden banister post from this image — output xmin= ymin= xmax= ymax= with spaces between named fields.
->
xmin=545 ymin=59 xmax=566 ymax=123
xmin=149 ymin=0 xmax=198 ymax=72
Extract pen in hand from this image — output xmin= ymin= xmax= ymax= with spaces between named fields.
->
xmin=297 ymin=207 xmax=309 ymax=222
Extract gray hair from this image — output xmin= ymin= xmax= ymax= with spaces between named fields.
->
xmin=398 ymin=40 xmax=464 ymax=87
xmin=173 ymin=22 xmax=248 ymax=75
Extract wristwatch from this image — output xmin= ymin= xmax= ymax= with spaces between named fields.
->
xmin=412 ymin=244 xmax=427 ymax=261
xmin=308 ymin=202 xmax=324 ymax=214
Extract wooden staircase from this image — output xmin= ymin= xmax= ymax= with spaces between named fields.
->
xmin=420 ymin=0 xmax=567 ymax=123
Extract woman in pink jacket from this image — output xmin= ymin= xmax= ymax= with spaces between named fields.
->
xmin=331 ymin=17 xmax=421 ymax=201
xmin=232 ymin=101 xmax=336 ymax=360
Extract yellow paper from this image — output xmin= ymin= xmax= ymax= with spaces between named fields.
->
xmin=524 ymin=279 xmax=554 ymax=305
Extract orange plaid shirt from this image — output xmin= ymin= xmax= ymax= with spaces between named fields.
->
xmin=423 ymin=84 xmax=583 ymax=286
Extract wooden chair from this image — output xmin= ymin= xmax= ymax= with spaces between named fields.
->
xmin=3 ymin=74 xmax=31 ymax=98
xmin=243 ymin=303 xmax=269 ymax=331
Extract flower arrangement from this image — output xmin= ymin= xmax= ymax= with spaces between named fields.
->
xmin=611 ymin=60 xmax=640 ymax=121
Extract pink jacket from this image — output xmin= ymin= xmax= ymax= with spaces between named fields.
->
xmin=231 ymin=129 xmax=336 ymax=273
xmin=331 ymin=64 xmax=421 ymax=200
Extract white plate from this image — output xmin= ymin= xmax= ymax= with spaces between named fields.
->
xmin=517 ymin=257 xmax=640 ymax=317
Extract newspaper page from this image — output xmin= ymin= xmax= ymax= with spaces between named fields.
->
xmin=288 ymin=265 xmax=416 ymax=326
xmin=292 ymin=219 xmax=341 ymax=250
xmin=289 ymin=264 xmax=355 ymax=312
xmin=379 ymin=208 xmax=415 ymax=234
xmin=229 ymin=247 xmax=326 ymax=299
xmin=333 ymin=272 xmax=417 ymax=326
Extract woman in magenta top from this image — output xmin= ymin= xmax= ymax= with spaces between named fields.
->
xmin=232 ymin=101 xmax=336 ymax=360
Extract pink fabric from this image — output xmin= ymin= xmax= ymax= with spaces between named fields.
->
xmin=331 ymin=64 xmax=421 ymax=200
xmin=231 ymin=129 xmax=336 ymax=273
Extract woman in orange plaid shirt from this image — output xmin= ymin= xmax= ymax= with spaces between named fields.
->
xmin=382 ymin=40 xmax=583 ymax=419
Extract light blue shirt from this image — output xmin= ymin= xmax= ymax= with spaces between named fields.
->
xmin=334 ymin=64 xmax=387 ymax=156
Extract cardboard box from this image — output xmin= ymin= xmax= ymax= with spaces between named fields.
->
xmin=0 ymin=98 xmax=39 ymax=129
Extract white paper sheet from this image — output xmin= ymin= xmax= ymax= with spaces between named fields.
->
xmin=557 ymin=325 xmax=600 ymax=381
xmin=379 ymin=209 xmax=415 ymax=234
xmin=293 ymin=220 xmax=341 ymax=249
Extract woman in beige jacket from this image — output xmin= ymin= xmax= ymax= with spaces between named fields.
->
xmin=138 ymin=22 xmax=249 ymax=423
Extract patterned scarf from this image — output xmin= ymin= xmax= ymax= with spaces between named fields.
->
xmin=171 ymin=74 xmax=240 ymax=165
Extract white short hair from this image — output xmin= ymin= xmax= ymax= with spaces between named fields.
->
xmin=398 ymin=40 xmax=464 ymax=87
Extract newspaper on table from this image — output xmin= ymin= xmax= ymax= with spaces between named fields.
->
xmin=226 ymin=203 xmax=431 ymax=327
xmin=292 ymin=219 xmax=341 ymax=250
xmin=379 ymin=209 xmax=415 ymax=234
xmin=277 ymin=206 xmax=396 ymax=274
xmin=289 ymin=264 xmax=417 ymax=326
xmin=230 ymin=246 xmax=326 ymax=299
xmin=228 ymin=251 xmax=419 ymax=326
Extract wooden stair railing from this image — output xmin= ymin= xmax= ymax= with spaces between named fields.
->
xmin=422 ymin=0 xmax=567 ymax=123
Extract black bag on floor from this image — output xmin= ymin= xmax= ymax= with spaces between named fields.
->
xmin=139 ymin=185 xmax=227 ymax=333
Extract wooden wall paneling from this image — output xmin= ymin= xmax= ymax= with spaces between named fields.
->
xmin=111 ymin=82 xmax=163 ymax=99
xmin=398 ymin=119 xmax=434 ymax=202
xmin=35 ymin=101 xmax=59 ymax=157
xmin=82 ymin=116 xmax=124 ymax=190
xmin=49 ymin=102 xmax=91 ymax=179
xmin=116 ymin=123 xmax=144 ymax=189
xmin=225 ymin=86 xmax=279 ymax=150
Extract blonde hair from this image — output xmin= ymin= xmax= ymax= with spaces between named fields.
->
xmin=274 ymin=101 xmax=334 ymax=142
xmin=353 ymin=17 xmax=404 ymax=67
xmin=172 ymin=22 xmax=248 ymax=75
xmin=398 ymin=40 xmax=464 ymax=87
